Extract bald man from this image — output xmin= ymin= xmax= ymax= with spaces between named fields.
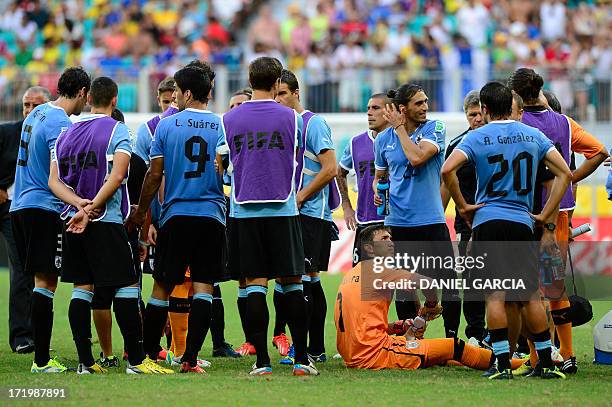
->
xmin=0 ymin=86 xmax=50 ymax=353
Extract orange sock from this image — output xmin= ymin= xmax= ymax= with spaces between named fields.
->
xmin=550 ymin=299 xmax=573 ymax=359
xmin=168 ymin=279 xmax=192 ymax=357
xmin=528 ymin=339 xmax=538 ymax=367
xmin=460 ymin=343 xmax=494 ymax=370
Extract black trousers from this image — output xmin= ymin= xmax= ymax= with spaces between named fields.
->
xmin=457 ymin=230 xmax=486 ymax=341
xmin=1 ymin=201 xmax=33 ymax=350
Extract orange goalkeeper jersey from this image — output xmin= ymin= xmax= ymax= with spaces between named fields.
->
xmin=334 ymin=262 xmax=423 ymax=369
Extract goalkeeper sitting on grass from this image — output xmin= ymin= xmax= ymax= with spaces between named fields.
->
xmin=334 ymin=224 xmax=524 ymax=371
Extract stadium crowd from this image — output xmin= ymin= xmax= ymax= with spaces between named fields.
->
xmin=0 ymin=0 xmax=611 ymax=117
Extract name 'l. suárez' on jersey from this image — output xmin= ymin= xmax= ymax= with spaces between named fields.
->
xmin=174 ymin=118 xmax=219 ymax=130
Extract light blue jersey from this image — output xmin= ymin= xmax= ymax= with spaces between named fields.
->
xmin=134 ymin=121 xmax=155 ymax=164
xmin=150 ymin=108 xmax=226 ymax=226
xmin=299 ymin=113 xmax=335 ymax=221
xmin=456 ymin=120 xmax=555 ymax=230
xmin=222 ymin=113 xmax=304 ymax=219
xmin=374 ymin=119 xmax=446 ymax=227
xmin=10 ymin=102 xmax=72 ymax=213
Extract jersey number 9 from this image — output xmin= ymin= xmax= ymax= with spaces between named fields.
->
xmin=184 ymin=136 xmax=210 ymax=179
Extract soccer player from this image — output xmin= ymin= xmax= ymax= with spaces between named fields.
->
xmin=49 ymin=76 xmax=170 ymax=374
xmin=337 ymin=93 xmax=389 ymax=266
xmin=440 ymin=90 xmax=486 ymax=343
xmin=442 ymin=81 xmax=571 ymax=379
xmin=10 ymin=67 xmax=89 ymax=373
xmin=372 ymin=84 xmax=459 ymax=337
xmin=222 ymin=57 xmax=317 ymax=376
xmin=509 ymin=68 xmax=609 ymax=374
xmin=128 ymin=66 xmax=227 ymax=374
xmin=0 ymin=86 xmax=50 ymax=354
xmin=275 ymin=69 xmax=339 ymax=362
xmin=229 ymin=88 xmax=252 ymax=110
xmin=335 ymin=224 xmax=502 ymax=372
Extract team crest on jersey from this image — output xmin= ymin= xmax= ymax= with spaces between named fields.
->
xmin=415 ymin=134 xmax=423 ymax=143
xmin=406 ymin=341 xmax=420 ymax=349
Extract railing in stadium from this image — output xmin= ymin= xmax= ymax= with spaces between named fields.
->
xmin=1 ymin=67 xmax=611 ymax=122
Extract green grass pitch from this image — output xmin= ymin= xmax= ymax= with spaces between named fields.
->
xmin=0 ymin=271 xmax=610 ymax=406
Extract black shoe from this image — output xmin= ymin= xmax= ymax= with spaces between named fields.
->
xmin=96 ymin=352 xmax=120 ymax=368
xmin=526 ymin=361 xmax=543 ymax=378
xmin=481 ymin=365 xmax=498 ymax=378
xmin=15 ymin=342 xmax=35 ymax=354
xmin=560 ymin=356 xmax=578 ymax=374
xmin=488 ymin=368 xmax=513 ymax=380
xmin=212 ymin=342 xmax=241 ymax=358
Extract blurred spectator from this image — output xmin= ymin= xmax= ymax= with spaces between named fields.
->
xmin=248 ymin=5 xmax=281 ymax=51
xmin=334 ymin=34 xmax=364 ymax=112
xmin=456 ymin=0 xmax=489 ymax=48
xmin=540 ymin=0 xmax=567 ymax=42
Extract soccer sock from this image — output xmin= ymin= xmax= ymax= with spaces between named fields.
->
xmin=273 ymin=282 xmax=287 ymax=337
xmin=284 ymin=283 xmax=309 ymax=365
xmin=532 ymin=329 xmax=553 ymax=369
xmin=210 ymin=284 xmax=226 ymax=348
xmin=143 ymin=297 xmax=169 ymax=359
xmin=169 ymin=281 xmax=191 ymax=356
xmin=113 ymin=287 xmax=146 ymax=366
xmin=456 ymin=339 xmax=493 ymax=370
xmin=31 ymin=288 xmax=54 ymax=366
xmin=489 ymin=328 xmax=510 ymax=371
xmin=308 ymin=276 xmax=327 ymax=355
xmin=68 ymin=288 xmax=95 ymax=367
xmin=441 ymin=298 xmax=461 ymax=338
xmin=302 ymin=275 xmax=313 ymax=328
xmin=237 ymin=288 xmax=249 ymax=343
xmin=246 ymin=286 xmax=270 ymax=367
xmin=550 ymin=300 xmax=573 ymax=359
xmin=182 ymin=293 xmax=213 ymax=367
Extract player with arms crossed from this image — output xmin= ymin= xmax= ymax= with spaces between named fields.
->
xmin=442 ymin=81 xmax=571 ymax=380
xmin=222 ymin=57 xmax=317 ymax=376
xmin=10 ymin=67 xmax=90 ymax=373
xmin=128 ymin=66 xmax=227 ymax=374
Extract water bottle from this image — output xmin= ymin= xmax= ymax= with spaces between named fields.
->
xmin=571 ymin=223 xmax=591 ymax=238
xmin=376 ymin=177 xmax=390 ymax=217
xmin=406 ymin=316 xmax=426 ymax=340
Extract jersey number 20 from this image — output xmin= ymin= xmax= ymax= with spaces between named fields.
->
xmin=184 ymin=136 xmax=210 ymax=179
xmin=486 ymin=151 xmax=533 ymax=197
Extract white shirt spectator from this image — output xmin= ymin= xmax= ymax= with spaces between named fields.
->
xmin=456 ymin=1 xmax=489 ymax=48
xmin=333 ymin=43 xmax=365 ymax=81
xmin=540 ymin=0 xmax=566 ymax=42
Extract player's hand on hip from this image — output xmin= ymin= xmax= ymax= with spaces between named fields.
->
xmin=458 ymin=203 xmax=484 ymax=229
xmin=147 ymin=224 xmax=157 ymax=245
xmin=67 ymin=209 xmax=89 ymax=234
xmin=343 ymin=206 xmax=357 ymax=231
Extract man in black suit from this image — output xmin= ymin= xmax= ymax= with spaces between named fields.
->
xmin=0 ymin=86 xmax=50 ymax=353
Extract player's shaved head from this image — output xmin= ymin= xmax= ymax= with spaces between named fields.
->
xmin=249 ymin=57 xmax=283 ymax=92
xmin=370 ymin=93 xmax=391 ymax=105
xmin=508 ymin=68 xmax=544 ymax=104
xmin=89 ymin=76 xmax=118 ymax=108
